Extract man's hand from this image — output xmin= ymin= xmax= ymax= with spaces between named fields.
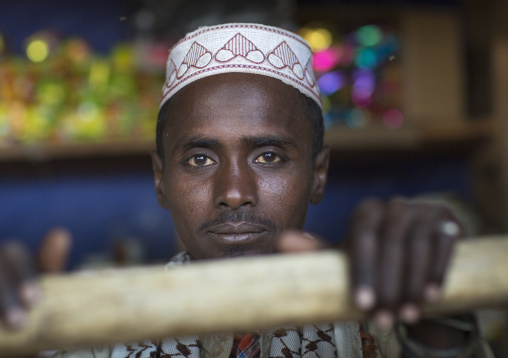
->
xmin=0 ymin=228 xmax=72 ymax=330
xmin=277 ymin=197 xmax=462 ymax=329
xmin=348 ymin=197 xmax=461 ymax=328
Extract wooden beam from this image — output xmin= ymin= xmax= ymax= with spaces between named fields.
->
xmin=0 ymin=236 xmax=507 ymax=356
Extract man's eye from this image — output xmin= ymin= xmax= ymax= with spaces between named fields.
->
xmin=187 ymin=155 xmax=215 ymax=167
xmin=254 ymin=152 xmax=281 ymax=164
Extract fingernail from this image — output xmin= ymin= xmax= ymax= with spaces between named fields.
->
xmin=424 ymin=283 xmax=442 ymax=302
xmin=302 ymin=232 xmax=316 ymax=240
xmin=5 ymin=307 xmax=27 ymax=330
xmin=20 ymin=281 xmax=42 ymax=306
xmin=399 ymin=304 xmax=420 ymax=324
xmin=354 ymin=286 xmax=376 ymax=310
xmin=374 ymin=310 xmax=394 ymax=330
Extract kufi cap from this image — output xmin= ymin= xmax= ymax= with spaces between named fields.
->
xmin=160 ymin=23 xmax=321 ymax=108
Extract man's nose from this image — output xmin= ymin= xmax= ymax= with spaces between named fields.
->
xmin=214 ymin=161 xmax=257 ymax=210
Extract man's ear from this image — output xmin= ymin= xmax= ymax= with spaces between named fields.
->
xmin=310 ymin=145 xmax=330 ymax=205
xmin=150 ymin=150 xmax=169 ymax=209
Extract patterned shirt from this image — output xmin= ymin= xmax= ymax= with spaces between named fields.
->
xmin=52 ymin=252 xmax=401 ymax=358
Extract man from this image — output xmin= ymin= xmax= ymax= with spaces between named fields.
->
xmin=0 ymin=23 xmax=480 ymax=357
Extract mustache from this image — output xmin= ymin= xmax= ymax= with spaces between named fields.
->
xmin=199 ymin=210 xmax=277 ymax=232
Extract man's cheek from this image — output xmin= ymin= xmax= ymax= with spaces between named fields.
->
xmin=259 ymin=174 xmax=293 ymax=195
xmin=169 ymin=176 xmax=211 ymax=201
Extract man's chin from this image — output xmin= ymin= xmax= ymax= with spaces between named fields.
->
xmin=223 ymin=244 xmax=270 ymax=258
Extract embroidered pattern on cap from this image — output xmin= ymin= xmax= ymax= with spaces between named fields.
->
xmin=161 ymin=23 xmax=321 ymax=108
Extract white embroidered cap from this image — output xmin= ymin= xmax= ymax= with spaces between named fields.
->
xmin=160 ymin=23 xmax=321 ymax=108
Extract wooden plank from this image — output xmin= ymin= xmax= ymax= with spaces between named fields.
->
xmin=0 ymin=237 xmax=507 ymax=356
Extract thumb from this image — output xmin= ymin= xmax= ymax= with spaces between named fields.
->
xmin=276 ymin=230 xmax=327 ymax=253
xmin=36 ymin=227 xmax=72 ymax=274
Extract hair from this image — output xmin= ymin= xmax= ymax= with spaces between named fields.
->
xmin=156 ymin=90 xmax=324 ymax=164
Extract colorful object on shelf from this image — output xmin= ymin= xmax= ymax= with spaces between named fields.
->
xmin=383 ymin=109 xmax=404 ymax=129
xmin=302 ymin=22 xmax=403 ymax=129
xmin=317 ymin=71 xmax=346 ymax=96
xmin=0 ymin=32 xmax=164 ymax=146
xmin=354 ymin=48 xmax=378 ymax=69
xmin=26 ymin=39 xmax=49 ymax=63
xmin=299 ymin=27 xmax=333 ymax=52
xmin=346 ymin=108 xmax=370 ymax=128
xmin=356 ymin=25 xmax=382 ymax=47
xmin=312 ymin=48 xmax=341 ymax=72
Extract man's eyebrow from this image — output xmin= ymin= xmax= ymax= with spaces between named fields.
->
xmin=241 ymin=136 xmax=298 ymax=148
xmin=173 ymin=137 xmax=221 ymax=152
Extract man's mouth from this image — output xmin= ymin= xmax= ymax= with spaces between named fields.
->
xmin=206 ymin=222 xmax=269 ymax=243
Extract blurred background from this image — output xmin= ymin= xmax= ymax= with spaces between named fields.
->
xmin=1 ymin=0 xmax=507 ymax=261
xmin=1 ymin=0 xmax=507 ymax=338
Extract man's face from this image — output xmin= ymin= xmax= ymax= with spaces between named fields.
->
xmin=152 ymin=73 xmax=329 ymax=260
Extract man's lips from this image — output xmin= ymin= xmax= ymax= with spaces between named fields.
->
xmin=206 ymin=222 xmax=269 ymax=243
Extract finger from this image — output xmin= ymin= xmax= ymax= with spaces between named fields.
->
xmin=276 ymin=230 xmax=326 ymax=253
xmin=399 ymin=207 xmax=436 ymax=323
xmin=376 ymin=198 xmax=414 ymax=325
xmin=37 ymin=227 xmax=72 ymax=274
xmin=349 ymin=198 xmax=384 ymax=311
xmin=0 ymin=242 xmax=39 ymax=307
xmin=0 ymin=268 xmax=27 ymax=329
xmin=426 ymin=218 xmax=461 ymax=301
xmin=0 ymin=243 xmax=33 ymax=329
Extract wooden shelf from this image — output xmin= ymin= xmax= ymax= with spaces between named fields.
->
xmin=0 ymin=140 xmax=155 ymax=162
xmin=417 ymin=120 xmax=495 ymax=143
xmin=325 ymin=124 xmax=420 ymax=150
xmin=325 ymin=120 xmax=494 ymax=151
xmin=0 ymin=121 xmax=494 ymax=163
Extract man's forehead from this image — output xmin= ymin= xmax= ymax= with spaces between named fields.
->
xmin=163 ymin=74 xmax=312 ymax=152
xmin=167 ymin=73 xmax=305 ymax=125
xmin=173 ymin=72 xmax=301 ymax=106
